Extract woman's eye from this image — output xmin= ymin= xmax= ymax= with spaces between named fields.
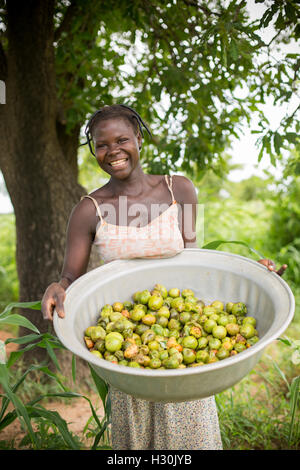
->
xmin=119 ymin=138 xmax=128 ymax=143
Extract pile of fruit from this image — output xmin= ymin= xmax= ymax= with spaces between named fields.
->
xmin=83 ymin=284 xmax=259 ymax=369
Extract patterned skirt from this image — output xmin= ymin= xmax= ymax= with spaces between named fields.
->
xmin=109 ymin=387 xmax=223 ymax=450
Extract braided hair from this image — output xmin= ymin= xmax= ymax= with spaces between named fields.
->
xmin=82 ymin=104 xmax=152 ymax=156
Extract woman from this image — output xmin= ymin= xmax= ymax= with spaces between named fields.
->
xmin=41 ymin=104 xmax=286 ymax=450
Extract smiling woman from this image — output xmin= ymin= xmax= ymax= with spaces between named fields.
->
xmin=40 ymin=103 xmax=221 ymax=451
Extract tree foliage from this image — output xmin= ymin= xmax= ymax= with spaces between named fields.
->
xmin=1 ymin=0 xmax=297 ymax=179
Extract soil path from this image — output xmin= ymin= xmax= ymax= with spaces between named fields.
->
xmin=0 ymin=330 xmax=105 ymax=449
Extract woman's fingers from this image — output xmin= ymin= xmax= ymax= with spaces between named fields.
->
xmin=41 ymin=284 xmax=66 ymax=321
xmin=258 ymin=259 xmax=287 ymax=277
xmin=55 ymin=290 xmax=66 ymax=318
xmin=276 ymin=264 xmax=288 ymax=276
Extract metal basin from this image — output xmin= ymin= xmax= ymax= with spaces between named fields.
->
xmin=54 ymin=249 xmax=295 ymax=402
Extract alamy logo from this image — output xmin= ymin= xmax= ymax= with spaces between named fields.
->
xmin=0 ymin=80 xmax=6 ymax=104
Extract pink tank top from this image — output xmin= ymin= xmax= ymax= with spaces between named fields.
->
xmin=81 ymin=175 xmax=184 ymax=264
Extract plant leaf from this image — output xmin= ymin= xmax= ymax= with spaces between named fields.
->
xmin=202 ymin=239 xmax=265 ymax=259
xmin=0 ymin=313 xmax=40 ymax=334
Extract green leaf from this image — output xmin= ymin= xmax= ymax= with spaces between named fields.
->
xmin=0 ymin=313 xmax=40 ymax=333
xmin=273 ymin=132 xmax=282 ymax=155
xmin=26 ymin=405 xmax=80 ymax=450
xmin=0 ymin=300 xmax=42 ymax=316
xmin=88 ymin=363 xmax=108 ymax=411
xmin=72 ymin=354 xmax=77 ymax=383
xmin=288 ymin=375 xmax=300 ymax=446
xmin=0 ymin=364 xmax=38 ymax=447
xmin=202 ymin=239 xmax=265 ymax=259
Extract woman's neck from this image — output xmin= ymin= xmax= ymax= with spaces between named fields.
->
xmin=107 ymin=166 xmax=149 ymax=198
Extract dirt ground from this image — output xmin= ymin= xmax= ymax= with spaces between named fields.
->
xmin=0 ymin=330 xmax=105 ymax=449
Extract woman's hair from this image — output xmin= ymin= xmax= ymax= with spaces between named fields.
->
xmin=82 ymin=104 xmax=152 ymax=156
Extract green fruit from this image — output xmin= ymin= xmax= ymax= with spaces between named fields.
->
xmin=118 ymin=360 xmax=128 ymax=366
xmin=182 ymin=348 xmax=196 ymax=364
xmin=209 ymin=337 xmax=221 ymax=350
xmin=110 ymin=311 xmax=123 ymax=322
xmin=246 ymin=335 xmax=259 ymax=346
xmin=153 ymin=284 xmax=168 ymax=299
xmin=226 ymin=323 xmax=240 ymax=336
xmin=182 ymin=335 xmax=198 ymax=350
xmin=225 ymin=302 xmax=234 ymax=313
xmin=132 ymin=291 xmax=141 ymax=303
xmin=130 ymin=307 xmax=146 ymax=322
xmin=227 ymin=314 xmax=237 ymax=324
xmin=94 ymin=339 xmax=105 ymax=353
xmin=149 ymin=358 xmax=162 ymax=369
xmin=139 ymin=289 xmax=151 ymax=304
xmin=113 ymin=302 xmax=124 ymax=312
xmin=242 ymin=316 xmax=257 ymax=327
xmin=239 ymin=323 xmax=256 ymax=339
xmin=170 ymin=297 xmax=185 ymax=312
xmin=217 ymin=314 xmax=230 ymax=327
xmin=128 ymin=361 xmax=142 ymax=368
xmin=203 ymin=306 xmax=217 ymax=316
xmin=141 ymin=329 xmax=156 ymax=344
xmin=179 ymin=311 xmax=191 ymax=324
xmin=85 ymin=326 xmax=97 ymax=338
xmin=90 ymin=326 xmax=106 ymax=342
xmin=231 ymin=302 xmax=247 ymax=316
xmin=211 ymin=300 xmax=224 ymax=311
xmin=90 ymin=350 xmax=103 ymax=359
xmin=196 ymin=350 xmax=209 ymax=363
xmin=159 ymin=350 xmax=169 ymax=361
xmin=168 ymin=318 xmax=181 ymax=330
xmin=189 ymin=325 xmax=202 ymax=338
xmin=157 ymin=306 xmax=170 ymax=318
xmin=105 ymin=333 xmax=123 ymax=353
xmin=203 ymin=319 xmax=217 ymax=333
xmin=123 ymin=301 xmax=133 ymax=311
xmin=156 ymin=316 xmax=169 ymax=328
xmin=148 ymin=295 xmax=164 ymax=310
xmin=216 ymin=347 xmax=230 ymax=360
xmin=181 ymin=289 xmax=194 ymax=298
xmin=142 ymin=313 xmax=156 ymax=326
xmin=197 ymin=337 xmax=208 ymax=349
xmin=162 ymin=356 xmax=180 ymax=369
xmin=168 ymin=288 xmax=180 ymax=298
xmin=148 ymin=340 xmax=160 ymax=351
xmin=234 ymin=343 xmax=247 ymax=353
xmin=212 ymin=325 xmax=227 ymax=340
xmin=151 ymin=324 xmax=165 ymax=336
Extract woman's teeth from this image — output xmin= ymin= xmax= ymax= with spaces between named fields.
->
xmin=110 ymin=158 xmax=128 ymax=168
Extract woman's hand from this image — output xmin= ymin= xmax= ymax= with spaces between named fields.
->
xmin=41 ymin=282 xmax=66 ymax=321
xmin=258 ymin=259 xmax=288 ymax=277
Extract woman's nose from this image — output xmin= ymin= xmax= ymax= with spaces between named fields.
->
xmin=107 ymin=143 xmax=120 ymax=155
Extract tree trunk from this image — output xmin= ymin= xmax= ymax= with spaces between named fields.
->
xmin=0 ymin=0 xmax=97 ymax=382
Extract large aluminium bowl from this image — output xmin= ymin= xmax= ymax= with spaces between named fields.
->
xmin=54 ymin=249 xmax=295 ymax=402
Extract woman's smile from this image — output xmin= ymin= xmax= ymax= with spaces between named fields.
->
xmin=109 ymin=157 xmax=129 ymax=169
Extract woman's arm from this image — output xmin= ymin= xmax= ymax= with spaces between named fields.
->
xmin=173 ymin=175 xmax=198 ymax=248
xmin=41 ymin=198 xmax=97 ymax=320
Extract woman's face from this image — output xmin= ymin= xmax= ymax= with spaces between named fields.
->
xmin=92 ymin=117 xmax=142 ymax=179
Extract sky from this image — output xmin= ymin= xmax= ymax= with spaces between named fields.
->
xmin=0 ymin=0 xmax=299 ymax=213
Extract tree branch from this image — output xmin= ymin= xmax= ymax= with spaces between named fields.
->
xmin=54 ymin=0 xmax=82 ymax=43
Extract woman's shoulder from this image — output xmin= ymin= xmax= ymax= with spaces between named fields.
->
xmin=172 ymin=174 xmax=198 ymax=204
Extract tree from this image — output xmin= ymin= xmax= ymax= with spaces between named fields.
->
xmin=0 ymin=0 xmax=298 ymax=374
